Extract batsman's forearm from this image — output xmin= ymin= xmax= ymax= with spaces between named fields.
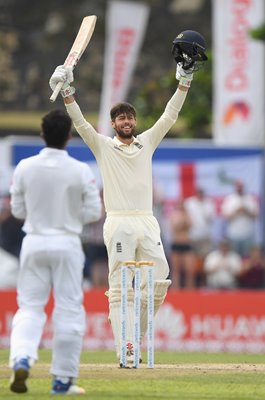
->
xmin=64 ymin=95 xmax=75 ymax=104
xmin=65 ymin=100 xmax=96 ymax=134
xmin=178 ymin=85 xmax=189 ymax=92
xmin=65 ymin=100 xmax=99 ymax=152
xmin=164 ymin=87 xmax=188 ymax=120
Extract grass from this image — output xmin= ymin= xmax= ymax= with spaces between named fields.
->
xmin=1 ymin=350 xmax=265 ymax=399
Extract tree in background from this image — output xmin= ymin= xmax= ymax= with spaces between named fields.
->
xmin=134 ymin=52 xmax=212 ymax=139
xmin=251 ymin=23 xmax=265 ymax=41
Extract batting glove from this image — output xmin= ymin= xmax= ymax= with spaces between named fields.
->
xmin=176 ymin=63 xmax=193 ymax=88
xmin=49 ymin=65 xmax=76 ymax=98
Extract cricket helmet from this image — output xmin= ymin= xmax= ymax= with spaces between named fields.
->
xmin=172 ymin=30 xmax=208 ymax=70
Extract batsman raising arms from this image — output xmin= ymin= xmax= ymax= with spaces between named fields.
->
xmin=50 ymin=30 xmax=207 ymax=366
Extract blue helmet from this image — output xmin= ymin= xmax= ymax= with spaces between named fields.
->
xmin=172 ymin=30 xmax=208 ymax=70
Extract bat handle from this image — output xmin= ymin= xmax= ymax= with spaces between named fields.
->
xmin=50 ymin=81 xmax=64 ymax=103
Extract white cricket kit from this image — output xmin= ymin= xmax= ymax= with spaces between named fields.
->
xmin=11 ymin=148 xmax=101 ymax=234
xmin=66 ymin=88 xmax=187 ymax=280
xmin=67 ymin=88 xmax=186 ymax=356
xmin=9 ymin=148 xmax=101 ymax=377
xmin=67 ymin=89 xmax=186 ymax=213
xmin=66 ymin=89 xmax=187 ymax=278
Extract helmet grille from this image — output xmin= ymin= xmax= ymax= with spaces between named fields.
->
xmin=172 ymin=30 xmax=208 ymax=71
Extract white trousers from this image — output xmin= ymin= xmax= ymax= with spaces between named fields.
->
xmin=103 ymin=214 xmax=169 ymax=288
xmin=9 ymin=234 xmax=86 ymax=378
xmin=104 ymin=214 xmax=169 ymax=354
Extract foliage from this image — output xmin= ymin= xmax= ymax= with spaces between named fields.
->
xmin=176 ymin=52 xmax=213 ymax=139
xmin=0 ymin=0 xmax=212 ymax=135
xmin=250 ymin=23 xmax=265 ymax=41
xmin=133 ymin=53 xmax=213 ymax=139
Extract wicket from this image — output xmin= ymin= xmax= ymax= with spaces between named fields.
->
xmin=120 ymin=260 xmax=154 ymax=369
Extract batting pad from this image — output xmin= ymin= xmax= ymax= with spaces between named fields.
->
xmin=108 ymin=288 xmax=134 ymax=357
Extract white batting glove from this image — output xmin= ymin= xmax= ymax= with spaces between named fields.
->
xmin=49 ymin=65 xmax=75 ymax=98
xmin=176 ymin=63 xmax=193 ymax=88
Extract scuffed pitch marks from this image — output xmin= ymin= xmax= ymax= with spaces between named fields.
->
xmin=1 ymin=363 xmax=265 ymax=380
xmin=79 ymin=363 xmax=265 ymax=372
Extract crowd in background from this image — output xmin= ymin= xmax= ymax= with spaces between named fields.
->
xmin=167 ymin=180 xmax=264 ymax=290
xmin=0 ymin=179 xmax=264 ymax=290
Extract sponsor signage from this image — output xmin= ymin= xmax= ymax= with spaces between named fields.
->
xmin=1 ymin=290 xmax=265 ymax=352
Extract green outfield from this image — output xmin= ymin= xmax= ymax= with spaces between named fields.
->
xmin=0 ymin=350 xmax=265 ymax=399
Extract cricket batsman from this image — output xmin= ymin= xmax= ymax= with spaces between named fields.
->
xmin=49 ymin=30 xmax=207 ymax=367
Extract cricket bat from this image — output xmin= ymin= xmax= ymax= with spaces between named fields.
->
xmin=50 ymin=15 xmax=97 ymax=102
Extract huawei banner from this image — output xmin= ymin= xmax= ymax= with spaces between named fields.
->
xmin=213 ymin=0 xmax=265 ymax=145
xmin=98 ymin=1 xmax=149 ymax=136
xmin=1 ymin=290 xmax=265 ymax=352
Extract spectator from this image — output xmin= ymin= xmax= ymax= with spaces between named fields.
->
xmin=221 ymin=180 xmax=259 ymax=257
xmin=169 ymin=199 xmax=196 ymax=289
xmin=238 ymin=245 xmax=265 ymax=289
xmin=204 ymin=238 xmax=242 ymax=289
xmin=184 ymin=187 xmax=215 ymax=256
xmin=0 ymin=195 xmax=24 ymax=258
xmin=0 ymin=247 xmax=19 ymax=288
xmin=184 ymin=187 xmax=215 ymax=284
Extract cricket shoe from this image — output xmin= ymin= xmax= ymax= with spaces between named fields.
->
xmin=119 ymin=342 xmax=142 ymax=368
xmin=51 ymin=378 xmax=85 ymax=395
xmin=10 ymin=357 xmax=30 ymax=393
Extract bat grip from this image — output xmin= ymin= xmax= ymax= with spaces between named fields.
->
xmin=50 ymin=81 xmax=64 ymax=103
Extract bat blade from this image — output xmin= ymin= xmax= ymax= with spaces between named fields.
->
xmin=50 ymin=15 xmax=97 ymax=103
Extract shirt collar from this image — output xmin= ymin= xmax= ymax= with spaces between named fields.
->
xmin=40 ymin=147 xmax=68 ymax=156
xmin=112 ymin=136 xmax=140 ymax=147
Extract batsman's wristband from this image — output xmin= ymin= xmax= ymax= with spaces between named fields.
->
xmin=60 ymin=86 xmax=76 ymax=98
xmin=179 ymin=77 xmax=192 ymax=88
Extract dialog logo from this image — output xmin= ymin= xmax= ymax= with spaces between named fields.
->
xmin=223 ymin=101 xmax=250 ymax=124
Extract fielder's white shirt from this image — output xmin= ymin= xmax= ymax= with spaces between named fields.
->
xmin=66 ymin=88 xmax=187 ymax=213
xmin=10 ymin=148 xmax=101 ymax=235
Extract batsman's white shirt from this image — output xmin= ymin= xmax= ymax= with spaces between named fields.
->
xmin=66 ymin=88 xmax=187 ymax=213
xmin=66 ymin=88 xmax=187 ymax=286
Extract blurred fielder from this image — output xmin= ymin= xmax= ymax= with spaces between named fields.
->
xmin=49 ymin=30 xmax=207 ymax=367
xmin=9 ymin=110 xmax=101 ymax=394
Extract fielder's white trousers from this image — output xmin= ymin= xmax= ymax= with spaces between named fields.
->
xmin=9 ymin=234 xmax=86 ymax=378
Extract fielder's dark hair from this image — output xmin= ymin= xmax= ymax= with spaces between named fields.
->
xmin=41 ymin=109 xmax=72 ymax=148
xmin=110 ymin=102 xmax=136 ymax=121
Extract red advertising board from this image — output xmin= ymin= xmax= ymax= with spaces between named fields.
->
xmin=1 ymin=289 xmax=265 ymax=352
